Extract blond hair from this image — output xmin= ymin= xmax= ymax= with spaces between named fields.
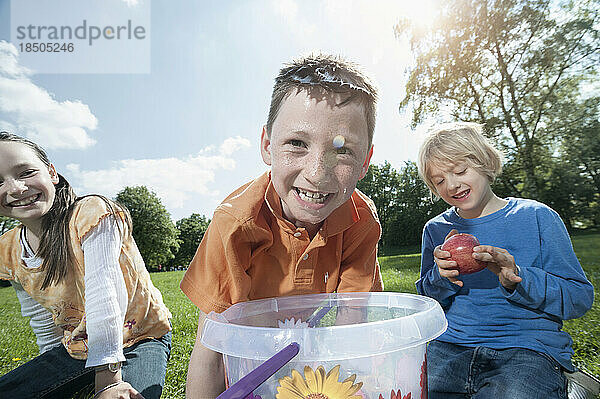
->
xmin=418 ymin=122 xmax=503 ymax=196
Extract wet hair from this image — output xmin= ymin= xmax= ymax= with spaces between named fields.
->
xmin=417 ymin=123 xmax=503 ymax=197
xmin=266 ymin=53 xmax=378 ymax=148
xmin=0 ymin=132 xmax=132 ymax=289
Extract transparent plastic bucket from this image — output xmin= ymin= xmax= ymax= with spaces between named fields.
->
xmin=202 ymin=292 xmax=447 ymax=398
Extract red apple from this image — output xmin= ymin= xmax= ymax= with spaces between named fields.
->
xmin=440 ymin=233 xmax=486 ymax=274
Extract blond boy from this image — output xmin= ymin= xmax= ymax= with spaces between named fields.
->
xmin=417 ymin=123 xmax=593 ymax=398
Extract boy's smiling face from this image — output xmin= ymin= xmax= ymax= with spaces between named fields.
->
xmin=261 ymin=89 xmax=372 ymax=234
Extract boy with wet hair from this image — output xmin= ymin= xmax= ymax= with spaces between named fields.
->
xmin=181 ymin=53 xmax=382 ymax=398
xmin=417 ymin=122 xmax=593 ymax=398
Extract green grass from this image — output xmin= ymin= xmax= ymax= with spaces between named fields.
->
xmin=379 ymin=253 xmax=421 ymax=294
xmin=154 ymin=271 xmax=199 ymax=399
xmin=1 ymin=233 xmax=598 ymax=398
xmin=563 ymin=234 xmax=600 ymax=378
xmin=0 ymin=282 xmax=38 ymax=374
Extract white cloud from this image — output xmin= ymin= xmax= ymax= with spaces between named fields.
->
xmin=0 ymin=41 xmax=97 ymax=149
xmin=122 ymin=0 xmax=141 ymax=6
xmin=220 ymin=136 xmax=254 ymax=156
xmin=67 ymin=136 xmax=252 ymax=212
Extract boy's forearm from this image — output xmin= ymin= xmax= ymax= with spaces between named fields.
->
xmin=186 ymin=346 xmax=225 ymax=399
xmin=500 ymin=265 xmax=594 ymax=320
xmin=186 ymin=313 xmax=226 ymax=399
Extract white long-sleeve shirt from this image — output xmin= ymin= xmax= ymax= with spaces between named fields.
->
xmin=16 ymin=216 xmax=128 ymax=367
xmin=11 ymin=280 xmax=63 ymax=354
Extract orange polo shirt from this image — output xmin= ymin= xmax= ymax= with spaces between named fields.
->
xmin=180 ymin=172 xmax=383 ymax=314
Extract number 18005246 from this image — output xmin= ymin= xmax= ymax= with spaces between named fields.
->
xmin=19 ymin=42 xmax=74 ymax=52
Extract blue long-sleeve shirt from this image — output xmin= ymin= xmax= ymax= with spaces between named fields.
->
xmin=416 ymin=198 xmax=594 ymax=371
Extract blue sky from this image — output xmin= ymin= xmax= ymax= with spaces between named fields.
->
xmin=0 ymin=0 xmax=438 ymax=221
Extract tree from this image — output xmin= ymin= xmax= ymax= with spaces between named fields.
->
xmin=397 ymin=0 xmax=600 ymax=198
xmin=0 ymin=216 xmax=18 ymax=235
xmin=536 ymin=155 xmax=596 ymax=230
xmin=115 ymin=186 xmax=179 ymax=270
xmin=389 ymin=161 xmax=448 ymax=247
xmin=358 ymin=161 xmax=448 ymax=249
xmin=173 ymin=213 xmax=210 ymax=267
xmin=559 ymin=102 xmax=600 ymax=227
xmin=358 ymin=161 xmax=400 ymax=246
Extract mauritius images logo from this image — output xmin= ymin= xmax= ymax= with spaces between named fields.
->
xmin=15 ymin=19 xmax=146 ymax=46
xmin=10 ymin=0 xmax=151 ymax=73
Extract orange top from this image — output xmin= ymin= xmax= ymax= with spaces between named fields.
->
xmin=0 ymin=196 xmax=172 ymax=359
xmin=180 ymin=172 xmax=383 ymax=314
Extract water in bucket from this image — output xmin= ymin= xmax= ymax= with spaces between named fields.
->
xmin=202 ymin=292 xmax=447 ymax=399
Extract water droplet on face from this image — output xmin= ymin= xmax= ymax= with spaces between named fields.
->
xmin=343 ymin=188 xmax=347 ymax=194
xmin=332 ymin=135 xmax=345 ymax=149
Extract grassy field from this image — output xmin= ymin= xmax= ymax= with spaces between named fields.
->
xmin=0 ymin=232 xmax=598 ymax=398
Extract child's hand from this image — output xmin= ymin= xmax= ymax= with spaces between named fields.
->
xmin=433 ymin=229 xmax=463 ymax=287
xmin=473 ymin=245 xmax=522 ymax=291
xmin=95 ymin=381 xmax=144 ymax=399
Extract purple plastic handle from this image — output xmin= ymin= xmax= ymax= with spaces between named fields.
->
xmin=216 ymin=342 xmax=300 ymax=399
xmin=307 ymin=305 xmax=333 ymax=327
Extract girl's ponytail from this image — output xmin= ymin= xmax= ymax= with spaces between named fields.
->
xmin=38 ymin=173 xmax=77 ymax=289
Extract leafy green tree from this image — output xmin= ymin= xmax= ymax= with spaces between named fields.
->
xmin=358 ymin=161 xmax=400 ymax=246
xmin=397 ymin=0 xmax=599 ymax=198
xmin=389 ymin=161 xmax=448 ymax=247
xmin=565 ymin=118 xmax=600 ymax=196
xmin=173 ymin=214 xmax=210 ymax=267
xmin=559 ymin=103 xmax=600 ymax=227
xmin=358 ymin=161 xmax=448 ymax=249
xmin=114 ymin=186 xmax=179 ymax=271
xmin=0 ymin=216 xmax=18 ymax=235
xmin=535 ymin=155 xmax=596 ymax=230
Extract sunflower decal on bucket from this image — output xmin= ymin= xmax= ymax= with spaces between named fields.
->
xmin=276 ymin=364 xmax=363 ymax=399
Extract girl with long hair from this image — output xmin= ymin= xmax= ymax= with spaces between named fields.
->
xmin=0 ymin=132 xmax=172 ymax=398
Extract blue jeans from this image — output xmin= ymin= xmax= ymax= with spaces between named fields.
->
xmin=427 ymin=340 xmax=568 ymax=399
xmin=0 ymin=331 xmax=171 ymax=399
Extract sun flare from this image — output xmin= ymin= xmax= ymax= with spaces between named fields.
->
xmin=398 ymin=0 xmax=440 ymax=29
